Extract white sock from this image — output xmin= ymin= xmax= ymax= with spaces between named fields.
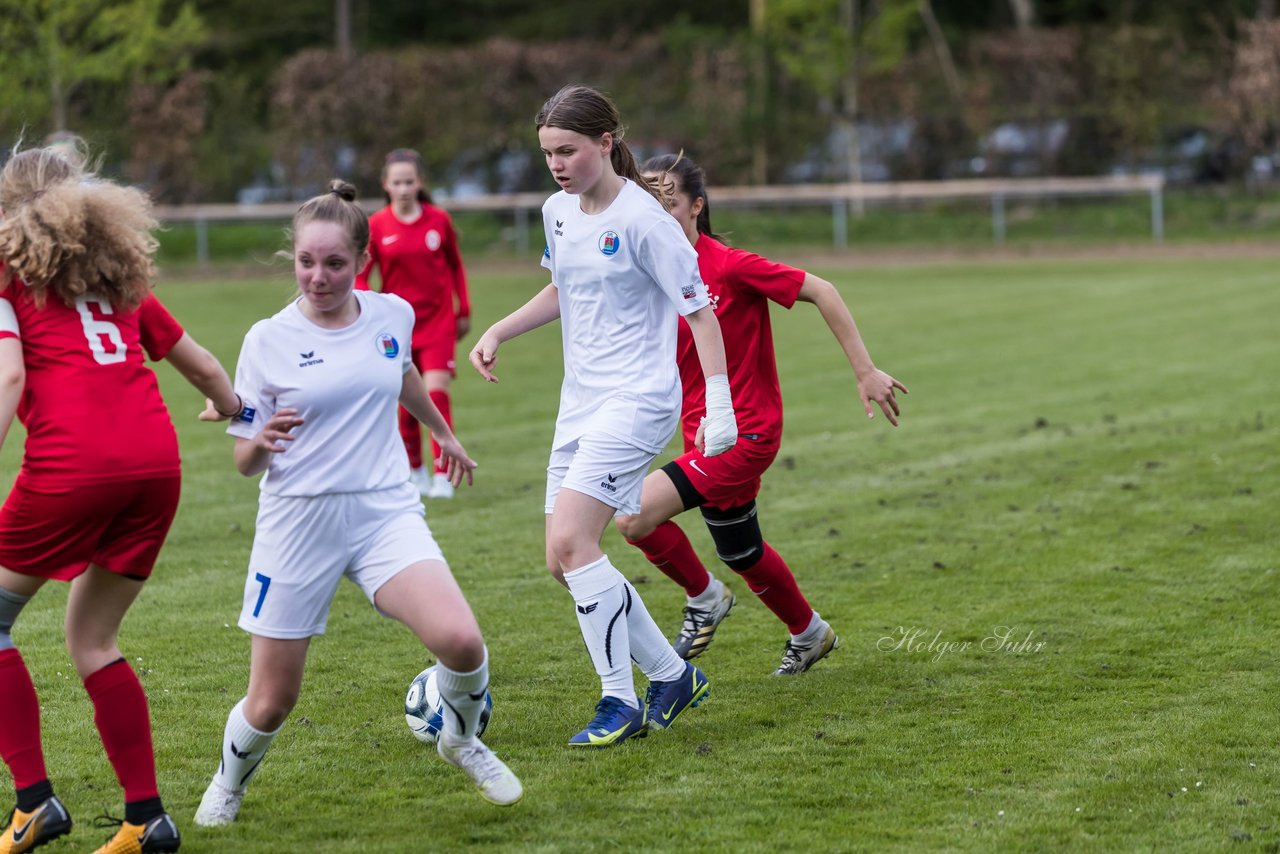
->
xmin=622 ymin=581 xmax=686 ymax=683
xmin=687 ymin=575 xmax=723 ymax=608
xmin=563 ymin=556 xmax=638 ymax=707
xmin=436 ymin=648 xmax=489 ymax=744
xmin=213 ymin=698 xmax=280 ymax=793
xmin=792 ymin=611 xmax=826 ymax=644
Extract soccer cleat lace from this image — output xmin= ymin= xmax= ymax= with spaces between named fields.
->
xmin=567 ymin=696 xmax=647 ymax=748
xmin=437 ymin=738 xmax=523 ymax=806
xmin=91 ymin=813 xmax=180 ymax=854
xmin=672 ymin=582 xmax=735 ymax=659
xmin=774 ymin=623 xmax=840 ymax=675
xmin=643 ymin=661 xmax=710 ymax=731
xmin=1 ymin=796 xmax=73 ymax=853
xmin=193 ymin=779 xmax=244 ymax=828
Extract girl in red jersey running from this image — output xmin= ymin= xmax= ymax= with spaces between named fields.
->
xmin=0 ymin=141 xmax=241 ymax=854
xmin=357 ymin=149 xmax=471 ymax=499
xmin=615 ymin=153 xmax=907 ymax=675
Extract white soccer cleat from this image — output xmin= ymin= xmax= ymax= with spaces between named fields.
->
xmin=436 ymin=737 xmax=522 ymax=806
xmin=426 ymin=473 xmax=454 ymax=500
xmin=193 ymin=779 xmax=245 ymax=827
xmin=409 ymin=466 xmax=432 ymax=497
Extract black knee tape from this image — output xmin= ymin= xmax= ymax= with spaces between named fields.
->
xmin=0 ymin=587 xmax=32 ymax=651
xmin=700 ymin=501 xmax=764 ymax=572
xmin=661 ymin=460 xmax=707 ymax=511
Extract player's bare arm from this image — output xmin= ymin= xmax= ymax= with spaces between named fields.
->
xmin=796 ymin=273 xmax=907 ymax=426
xmin=0 ymin=337 xmax=25 ymax=453
xmin=684 ymin=304 xmax=738 ymax=456
xmin=469 ymin=282 xmax=560 ymax=382
xmin=233 ymin=409 xmax=304 ymax=477
xmin=400 ymin=366 xmax=477 ymax=487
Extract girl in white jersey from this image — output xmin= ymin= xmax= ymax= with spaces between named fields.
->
xmin=194 ymin=181 xmax=522 ymax=825
xmin=470 ymin=85 xmax=739 ymax=747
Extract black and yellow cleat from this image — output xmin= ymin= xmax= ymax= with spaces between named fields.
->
xmin=1 ymin=796 xmax=73 ymax=854
xmin=91 ymin=813 xmax=180 ymax=854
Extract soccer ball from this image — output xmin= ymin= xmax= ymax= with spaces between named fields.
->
xmin=404 ymin=664 xmax=493 ymax=745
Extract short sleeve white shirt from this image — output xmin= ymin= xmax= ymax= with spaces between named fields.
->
xmin=540 ymin=179 xmax=711 ymax=453
xmin=228 ymin=290 xmax=415 ymax=496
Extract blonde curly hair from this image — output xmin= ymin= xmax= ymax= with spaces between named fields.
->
xmin=0 ymin=140 xmax=157 ymax=310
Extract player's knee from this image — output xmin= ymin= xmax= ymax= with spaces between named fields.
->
xmin=701 ymin=501 xmax=764 ymax=572
xmin=246 ymin=689 xmax=300 ymax=732
xmin=433 ymin=626 xmax=485 ymax=671
xmin=0 ymin=587 xmax=31 ymax=651
xmin=614 ymin=513 xmax=651 ymax=543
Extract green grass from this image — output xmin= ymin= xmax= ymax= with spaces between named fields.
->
xmin=153 ymin=188 xmax=1280 ymax=269
xmin=1 ymin=256 xmax=1277 ymax=852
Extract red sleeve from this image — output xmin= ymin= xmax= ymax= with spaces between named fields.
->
xmin=356 ymin=213 xmax=380 ymax=291
xmin=724 ymin=247 xmax=805 ymax=309
xmin=138 ymin=294 xmax=184 ymax=360
xmin=443 ymin=214 xmax=470 ymax=317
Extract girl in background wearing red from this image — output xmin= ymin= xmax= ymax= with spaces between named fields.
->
xmin=357 ymin=149 xmax=470 ymax=499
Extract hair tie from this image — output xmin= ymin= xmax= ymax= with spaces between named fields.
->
xmin=330 ymin=188 xmax=344 ymax=197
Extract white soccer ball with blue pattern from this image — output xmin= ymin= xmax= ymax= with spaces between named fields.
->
xmin=404 ymin=664 xmax=493 ymax=744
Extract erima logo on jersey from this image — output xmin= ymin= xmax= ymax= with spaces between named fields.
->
xmin=598 ymin=231 xmax=620 ymax=256
xmin=576 ymin=603 xmax=598 ymax=615
xmin=599 ymin=474 xmax=618 ymax=493
xmin=298 ymin=350 xmax=325 ymax=367
xmin=375 ymin=332 xmax=400 ymax=358
xmin=554 ymin=219 xmax=564 ymax=237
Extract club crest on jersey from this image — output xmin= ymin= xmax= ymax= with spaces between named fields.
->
xmin=598 ymin=231 xmax=620 ymax=256
xmin=425 ymin=229 xmax=442 ymax=251
xmin=375 ymin=332 xmax=400 ymax=358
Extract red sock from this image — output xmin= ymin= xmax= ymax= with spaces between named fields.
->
xmin=428 ymin=390 xmax=452 ymax=475
xmin=398 ymin=404 xmax=423 ymax=469
xmin=84 ymin=659 xmax=159 ymax=803
xmin=736 ymin=543 xmax=814 ymax=635
xmin=0 ymin=648 xmax=48 ymax=789
xmin=629 ymin=521 xmax=710 ymax=597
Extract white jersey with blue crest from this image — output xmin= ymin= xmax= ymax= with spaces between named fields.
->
xmin=541 ymin=179 xmax=711 ymax=454
xmin=228 ymin=289 xmax=415 ymax=496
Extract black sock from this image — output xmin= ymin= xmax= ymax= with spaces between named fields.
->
xmin=15 ymin=780 xmax=54 ymax=812
xmin=124 ymin=797 xmax=164 ymax=825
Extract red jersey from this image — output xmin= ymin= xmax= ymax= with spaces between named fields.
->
xmin=0 ymin=273 xmax=184 ymax=486
xmin=676 ymin=234 xmax=805 ymax=448
xmin=356 ymin=205 xmax=470 ymax=346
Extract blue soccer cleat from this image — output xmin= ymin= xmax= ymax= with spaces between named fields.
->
xmin=568 ymin=696 xmax=647 ymax=748
xmin=643 ymin=661 xmax=710 ymax=731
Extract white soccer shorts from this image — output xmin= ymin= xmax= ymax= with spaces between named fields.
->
xmin=545 ymin=432 xmax=656 ymax=516
xmin=239 ymin=482 xmax=445 ymax=639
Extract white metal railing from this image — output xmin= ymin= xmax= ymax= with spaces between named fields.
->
xmin=153 ymin=175 xmax=1165 ymax=266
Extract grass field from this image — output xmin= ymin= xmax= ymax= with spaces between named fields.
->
xmin=1 ymin=254 xmax=1277 ymax=852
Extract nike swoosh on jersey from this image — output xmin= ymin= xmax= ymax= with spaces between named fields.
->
xmin=382 ymin=235 xmax=400 ymax=245
xmin=689 ymin=460 xmax=707 ymax=477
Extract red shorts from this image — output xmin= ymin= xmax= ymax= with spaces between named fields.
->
xmin=411 ymin=315 xmax=458 ymax=375
xmin=0 ymin=473 xmax=182 ymax=581
xmin=669 ymin=436 xmax=779 ymax=511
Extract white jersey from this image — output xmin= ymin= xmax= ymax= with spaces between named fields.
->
xmin=228 ymin=289 xmax=415 ymax=496
xmin=541 ymin=179 xmax=711 ymax=454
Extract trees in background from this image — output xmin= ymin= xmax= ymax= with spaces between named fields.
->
xmin=2 ymin=1 xmax=1277 ymax=201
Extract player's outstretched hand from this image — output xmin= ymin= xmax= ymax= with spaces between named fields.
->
xmin=254 ymin=408 xmax=304 ymax=453
xmin=436 ymin=436 xmax=477 ymax=488
xmin=198 ymin=398 xmax=225 ymax=422
xmin=469 ymin=331 xmax=502 ymax=383
xmin=858 ymin=369 xmax=908 ymax=426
